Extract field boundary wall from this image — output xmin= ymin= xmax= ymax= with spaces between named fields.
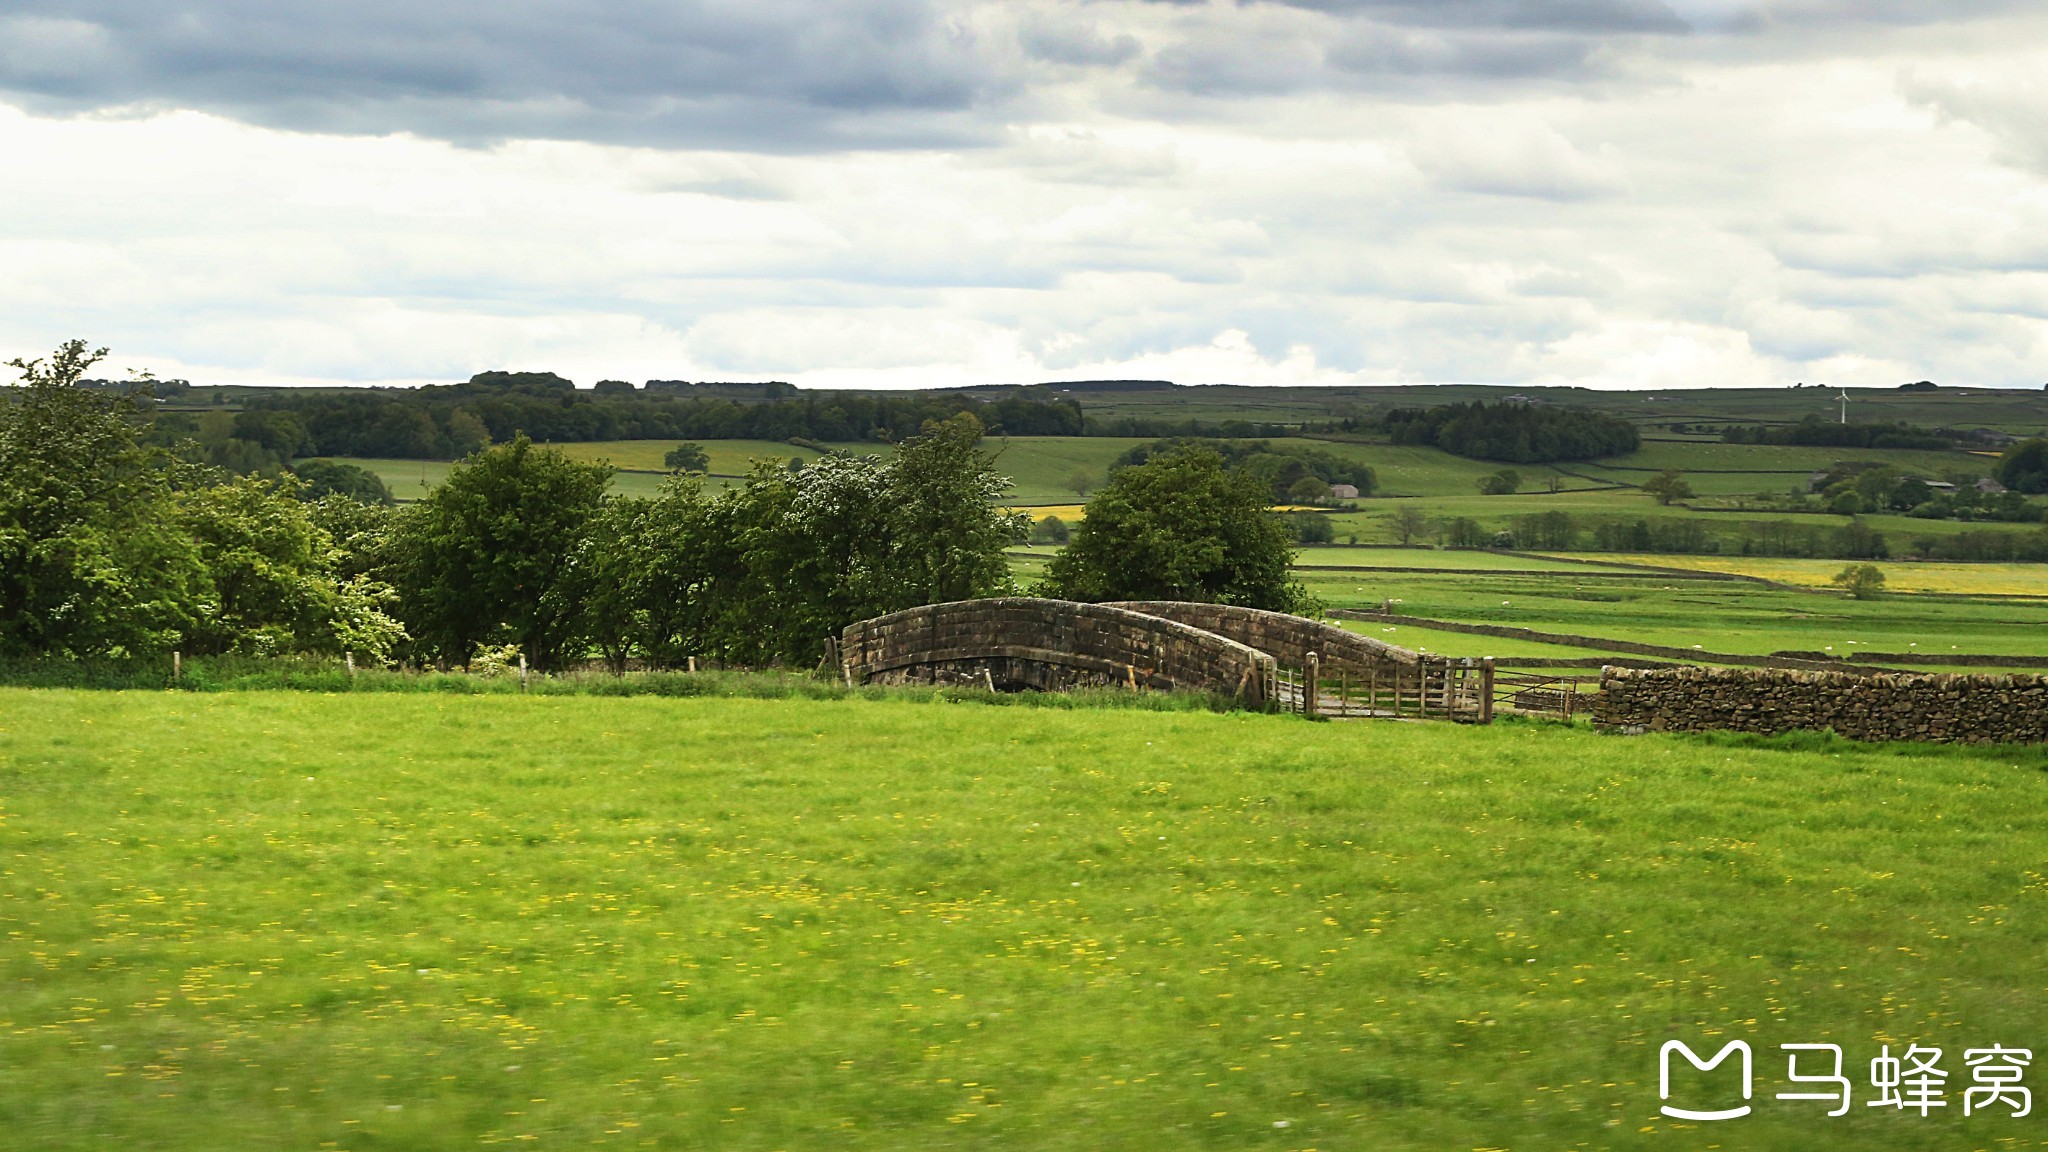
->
xmin=1595 ymin=665 xmax=2048 ymax=745
xmin=1326 ymin=610 xmax=1896 ymax=674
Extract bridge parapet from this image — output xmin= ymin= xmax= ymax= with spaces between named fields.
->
xmin=840 ymin=597 xmax=1275 ymax=706
xmin=1107 ymin=601 xmax=1420 ymax=675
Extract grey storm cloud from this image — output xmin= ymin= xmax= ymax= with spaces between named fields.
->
xmin=0 ymin=0 xmax=1021 ymax=150
xmin=2 ymin=0 xmax=2036 ymax=150
xmin=1247 ymin=0 xmax=1692 ymax=35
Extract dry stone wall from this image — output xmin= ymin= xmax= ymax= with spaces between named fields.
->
xmin=840 ymin=598 xmax=1276 ymax=706
xmin=1596 ymin=665 xmax=2048 ymax=745
xmin=1108 ymin=602 xmax=1418 ymax=676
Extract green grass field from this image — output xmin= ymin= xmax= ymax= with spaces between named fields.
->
xmin=1295 ymin=568 xmax=2048 ymax=659
xmin=4 ymin=691 xmax=2044 ymax=1150
xmin=1295 ymin=547 xmax=1643 ymax=574
xmin=550 ymin=440 xmax=828 ymax=476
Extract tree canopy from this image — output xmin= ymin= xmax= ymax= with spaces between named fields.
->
xmin=1383 ymin=402 xmax=1638 ymax=463
xmin=1995 ymin=439 xmax=2048 ymax=495
xmin=1042 ymin=446 xmax=1308 ymax=612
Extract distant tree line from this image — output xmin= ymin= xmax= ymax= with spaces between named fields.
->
xmin=1381 ymin=402 xmax=1639 ymax=463
xmin=231 ymin=372 xmax=1086 ymax=460
xmin=1720 ymin=417 xmax=1955 ymax=450
xmin=1110 ymin=438 xmax=1376 ymax=502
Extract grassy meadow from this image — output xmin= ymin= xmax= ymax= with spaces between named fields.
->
xmin=5 ymin=690 xmax=2047 ymax=1150
xmin=1560 ymin=555 xmax=2048 ymax=598
xmin=1292 ymin=567 xmax=2048 ymax=659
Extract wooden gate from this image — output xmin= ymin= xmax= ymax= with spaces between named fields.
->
xmin=1274 ymin=653 xmax=1490 ymax=721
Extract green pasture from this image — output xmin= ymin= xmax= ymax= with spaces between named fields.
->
xmin=978 ymin=437 xmax=1149 ymax=504
xmin=1295 ymin=547 xmax=1641 ymax=574
xmin=1591 ymin=441 xmax=1974 ymax=478
xmin=5 ymin=691 xmax=2045 ymax=1150
xmin=1321 ymin=494 xmax=2037 ymax=547
xmin=1331 ymin=619 xmax=1623 ymax=661
xmin=1295 ymin=568 xmax=2048 ymax=659
xmin=550 ymin=440 xmax=829 ymax=476
xmin=1286 ymin=441 xmax=1590 ymax=498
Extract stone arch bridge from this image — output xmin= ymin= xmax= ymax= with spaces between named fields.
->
xmin=838 ymin=597 xmax=1493 ymax=719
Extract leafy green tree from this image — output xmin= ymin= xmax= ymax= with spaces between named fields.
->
xmin=663 ymin=442 xmax=710 ymax=473
xmin=1995 ymin=438 xmax=2048 ymax=494
xmin=1444 ymin=516 xmax=1489 ymax=548
xmin=1388 ymin=505 xmax=1429 ymax=546
xmin=1831 ymin=563 xmax=1886 ymax=599
xmin=1041 ymin=447 xmax=1307 ymax=611
xmin=1289 ymin=512 xmax=1335 ymax=544
xmin=391 ymin=434 xmax=610 ymax=670
xmin=607 ymin=475 xmax=727 ymax=670
xmin=1477 ymin=469 xmax=1521 ymax=495
xmin=0 ymin=340 xmax=208 ymax=657
xmin=1286 ymin=476 xmax=1331 ymax=504
xmin=1030 ymin=514 xmax=1071 ymax=545
xmin=445 ymin=409 xmax=492 ymax=456
xmin=231 ymin=410 xmax=313 ymax=459
xmin=1639 ymin=470 xmax=1693 ymax=505
xmin=1067 ymin=469 xmax=1093 ymax=497
xmin=575 ymin=496 xmax=655 ymax=673
xmin=292 ymin=460 xmax=394 ymax=504
xmin=882 ymin=413 xmax=1024 ymax=606
xmin=172 ymin=474 xmax=343 ymax=655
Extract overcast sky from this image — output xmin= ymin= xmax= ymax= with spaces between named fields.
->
xmin=4 ymin=1 xmax=2047 ymax=389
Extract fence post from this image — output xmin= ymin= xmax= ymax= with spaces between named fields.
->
xmin=1304 ymin=651 xmax=1320 ymax=719
xmin=346 ymin=650 xmax=356 ymax=682
xmin=172 ymin=650 xmax=181 ymax=684
xmin=519 ymin=654 xmax=529 ymax=693
xmin=1480 ymin=658 xmax=1495 ymax=724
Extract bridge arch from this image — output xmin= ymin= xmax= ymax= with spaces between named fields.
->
xmin=839 ymin=597 xmax=1276 ymax=706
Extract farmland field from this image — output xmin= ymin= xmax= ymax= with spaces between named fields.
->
xmin=550 ymin=440 xmax=830 ymax=475
xmin=1293 ymin=568 xmax=2048 ymax=659
xmin=1331 ymin=619 xmax=1623 ymax=661
xmin=1566 ymin=555 xmax=2048 ymax=598
xmin=4 ymin=690 xmax=2046 ymax=1150
xmin=1294 ymin=547 xmax=1643 ymax=574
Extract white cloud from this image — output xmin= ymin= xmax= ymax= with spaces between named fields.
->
xmin=4 ymin=2 xmax=2048 ymax=389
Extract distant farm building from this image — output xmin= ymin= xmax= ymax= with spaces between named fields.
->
xmin=1328 ymin=483 xmax=1360 ymax=500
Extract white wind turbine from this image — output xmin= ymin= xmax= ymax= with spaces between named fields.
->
xmin=1837 ymin=387 xmax=1849 ymax=425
